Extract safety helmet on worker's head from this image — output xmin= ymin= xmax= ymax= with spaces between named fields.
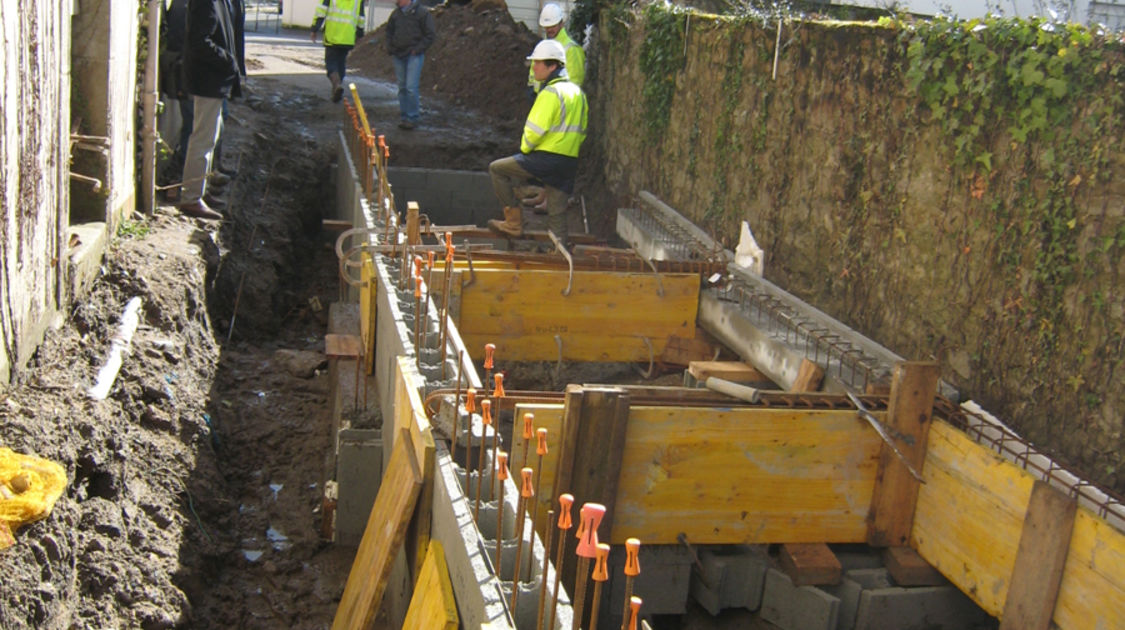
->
xmin=527 ymin=39 xmax=567 ymax=65
xmin=539 ymin=3 xmax=565 ymax=28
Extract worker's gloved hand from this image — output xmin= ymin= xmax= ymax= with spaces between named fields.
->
xmin=356 ymin=27 xmax=365 ymax=39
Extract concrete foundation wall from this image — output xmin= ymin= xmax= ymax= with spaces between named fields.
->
xmin=0 ymin=0 xmax=74 ymax=383
xmin=388 ymin=167 xmax=496 ymax=227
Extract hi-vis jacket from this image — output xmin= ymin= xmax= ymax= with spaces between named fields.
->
xmin=315 ymin=0 xmax=364 ymax=47
xmin=527 ymin=28 xmax=586 ymax=93
xmin=521 ymin=76 xmax=587 ymax=157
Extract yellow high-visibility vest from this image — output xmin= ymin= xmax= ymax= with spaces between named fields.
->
xmin=521 ymin=77 xmax=587 ymax=157
xmin=316 ymin=0 xmax=363 ymax=47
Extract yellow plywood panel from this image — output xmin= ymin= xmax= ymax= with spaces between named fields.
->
xmin=510 ymin=403 xmax=565 ymax=537
xmin=402 ymin=541 xmax=459 ymax=630
xmin=361 ymin=254 xmax=376 ymax=373
xmin=611 ymin=406 xmax=882 ymax=544
xmin=911 ymin=420 xmax=1034 ymax=616
xmin=457 ymin=270 xmax=699 ymax=360
xmin=1054 ymin=509 xmax=1125 ymax=629
xmin=462 ymin=332 xmax=673 ymax=363
xmin=395 ymin=357 xmax=436 ymax=577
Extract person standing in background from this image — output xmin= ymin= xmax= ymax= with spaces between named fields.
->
xmin=527 ymin=3 xmax=584 ymax=97
xmin=179 ymin=0 xmax=243 ymax=220
xmin=386 ymin=0 xmax=436 ymax=129
xmin=310 ymin=0 xmax=366 ymax=103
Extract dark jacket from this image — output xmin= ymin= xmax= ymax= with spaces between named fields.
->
xmin=159 ymin=0 xmax=189 ymax=98
xmin=184 ymin=0 xmax=242 ymax=99
xmin=386 ymin=0 xmax=436 ymax=58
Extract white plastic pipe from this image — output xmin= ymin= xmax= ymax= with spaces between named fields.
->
xmin=88 ymin=297 xmax=143 ymax=400
xmin=704 ymin=376 xmax=761 ymax=404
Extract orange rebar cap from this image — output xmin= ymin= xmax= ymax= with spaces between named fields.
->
xmin=625 ymin=538 xmax=641 ymax=576
xmin=628 ymin=596 xmax=643 ymax=630
xmin=536 ymin=427 xmax=548 ymax=456
xmin=557 ymin=493 xmax=574 ymax=529
xmin=494 ymin=373 xmax=505 ymax=398
xmin=465 ymin=388 xmax=476 ymax=413
xmin=497 ymin=452 xmax=509 ymax=481
xmin=576 ymin=503 xmax=606 ymax=558
xmin=481 ymin=399 xmax=492 ymax=425
xmin=483 ymin=343 xmax=496 ymax=369
xmin=593 ymin=543 xmax=610 ymax=581
xmin=522 ymin=412 xmax=534 ymax=439
xmin=520 ymin=468 xmax=534 ymax=498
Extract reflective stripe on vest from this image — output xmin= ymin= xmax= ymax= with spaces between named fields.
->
xmin=521 ymin=79 xmax=587 ymax=157
xmin=319 ymin=0 xmax=362 ymax=47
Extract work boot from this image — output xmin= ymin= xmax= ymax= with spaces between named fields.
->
xmin=178 ymin=199 xmax=223 ymax=220
xmin=487 ymin=206 xmax=523 ymax=237
xmin=329 ymin=72 xmax=343 ymax=103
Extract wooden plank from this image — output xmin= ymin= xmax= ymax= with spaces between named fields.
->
xmin=688 ymin=360 xmax=770 ymax=384
xmin=911 ymin=420 xmax=1033 ymax=615
xmin=661 ymin=333 xmax=720 ymax=366
xmin=867 ymin=362 xmax=941 ymax=547
xmin=322 ymin=219 xmax=354 ymax=232
xmin=402 ymin=540 xmax=459 ymax=630
xmin=1053 ymin=508 xmax=1125 ymax=628
xmin=883 ymin=546 xmax=945 ymax=586
xmin=790 ymin=359 xmax=824 ymax=392
xmin=779 ymin=543 xmax=842 ymax=586
xmin=332 ymin=428 xmax=423 ymax=630
xmin=458 ymin=269 xmax=700 ymax=362
xmin=395 ymin=357 xmax=436 ymax=580
xmin=361 ymin=254 xmax=376 ymax=374
xmin=612 ymin=406 xmax=882 ymax=544
xmin=325 ymin=333 xmax=362 ymax=358
xmin=1000 ymin=481 xmax=1077 ymax=630
xmin=555 ymin=387 xmax=631 ymax=592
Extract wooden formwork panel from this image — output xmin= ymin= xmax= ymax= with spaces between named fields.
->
xmin=513 ymin=403 xmax=882 ymax=544
xmin=457 ymin=269 xmax=700 ymax=362
xmin=361 ymin=253 xmax=376 ymax=374
xmin=511 ymin=403 xmax=566 ymax=540
xmin=402 ymin=540 xmax=459 ymax=630
xmin=912 ymin=420 xmax=1125 ymax=627
xmin=394 ymin=357 xmax=436 ymax=579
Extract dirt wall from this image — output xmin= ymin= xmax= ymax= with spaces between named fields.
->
xmin=590 ymin=10 xmax=1125 ymax=493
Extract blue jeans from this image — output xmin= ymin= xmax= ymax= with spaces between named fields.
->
xmin=325 ymin=46 xmax=349 ymax=80
xmin=393 ymin=53 xmax=424 ymax=123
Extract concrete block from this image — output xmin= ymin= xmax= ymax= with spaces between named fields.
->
xmin=335 ymin=428 xmax=382 ymax=546
xmin=822 ymin=569 xmax=892 ymax=630
xmin=760 ymin=567 xmax=840 ymax=630
xmin=689 ymin=545 xmax=769 ymax=615
xmin=853 ymin=584 xmax=991 ymax=630
xmin=602 ymin=544 xmax=692 ymax=627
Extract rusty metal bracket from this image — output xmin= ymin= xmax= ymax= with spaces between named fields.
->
xmin=633 ymin=336 xmax=655 ymax=380
xmin=637 ymin=250 xmax=665 ymax=297
xmin=463 ymin=239 xmax=476 ymax=288
xmin=548 ymin=230 xmax=574 ymax=296
xmin=554 ymin=334 xmax=563 ymax=381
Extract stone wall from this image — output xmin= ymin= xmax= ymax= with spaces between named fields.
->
xmin=0 ymin=1 xmax=73 ymax=382
xmin=589 ymin=10 xmax=1125 ymax=493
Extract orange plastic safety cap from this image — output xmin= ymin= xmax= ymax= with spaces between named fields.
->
xmin=536 ymin=427 xmax=548 ymax=456
xmin=484 ymin=343 xmax=496 ymax=369
xmin=625 ymin=538 xmax=641 ymax=576
xmin=520 ymin=467 xmax=534 ymax=497
xmin=576 ymin=503 xmax=606 ymax=558
xmin=522 ymin=413 xmax=534 ymax=439
xmin=592 ymin=543 xmax=610 ymax=581
xmin=481 ymin=399 xmax=492 ymax=425
xmin=497 ymin=452 xmax=509 ymax=480
xmin=557 ymin=493 xmax=574 ymax=529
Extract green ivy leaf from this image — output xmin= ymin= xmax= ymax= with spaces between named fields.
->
xmin=1044 ymin=76 xmax=1068 ymax=97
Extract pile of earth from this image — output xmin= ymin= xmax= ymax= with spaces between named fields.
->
xmin=351 ymin=2 xmax=540 ymax=125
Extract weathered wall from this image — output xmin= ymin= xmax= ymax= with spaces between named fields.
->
xmin=71 ymin=0 xmax=139 ymax=223
xmin=591 ymin=9 xmax=1125 ymax=493
xmin=0 ymin=1 xmax=73 ymax=382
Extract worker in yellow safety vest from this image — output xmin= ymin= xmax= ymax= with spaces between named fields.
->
xmin=310 ymin=0 xmax=366 ymax=102
xmin=490 ymin=39 xmax=588 ymax=245
xmin=528 ymin=3 xmax=585 ymax=97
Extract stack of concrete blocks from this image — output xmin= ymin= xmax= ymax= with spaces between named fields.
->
xmin=593 ymin=545 xmax=695 ymax=629
xmin=388 ymin=167 xmax=498 ymax=226
xmin=683 ymin=543 xmax=992 ymax=630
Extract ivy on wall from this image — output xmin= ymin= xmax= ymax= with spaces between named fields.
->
xmin=638 ymin=4 xmax=688 ymax=144
xmin=901 ymin=16 xmax=1125 ymax=355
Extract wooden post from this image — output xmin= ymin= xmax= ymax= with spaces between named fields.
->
xmin=999 ymin=481 xmax=1077 ymax=630
xmin=554 ymin=386 xmax=630 ymax=599
xmin=866 ymin=361 xmax=941 ymax=547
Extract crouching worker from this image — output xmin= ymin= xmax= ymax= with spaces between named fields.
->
xmin=488 ymin=40 xmax=588 ymax=245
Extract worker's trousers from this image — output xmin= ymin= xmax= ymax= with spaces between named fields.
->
xmin=181 ymin=95 xmax=224 ymax=203
xmin=489 ymin=156 xmax=569 ymax=243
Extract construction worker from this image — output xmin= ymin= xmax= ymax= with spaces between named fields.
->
xmin=386 ymin=0 xmax=437 ymax=129
xmin=489 ymin=40 xmax=588 ymax=245
xmin=310 ymin=0 xmax=366 ymax=103
xmin=528 ymin=3 xmax=585 ymax=97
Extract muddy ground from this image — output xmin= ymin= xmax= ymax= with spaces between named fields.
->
xmin=0 ymin=9 xmax=757 ymax=630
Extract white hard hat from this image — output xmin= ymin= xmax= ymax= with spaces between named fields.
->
xmin=539 ymin=3 xmax=565 ymax=27
xmin=527 ymin=39 xmax=567 ymax=65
